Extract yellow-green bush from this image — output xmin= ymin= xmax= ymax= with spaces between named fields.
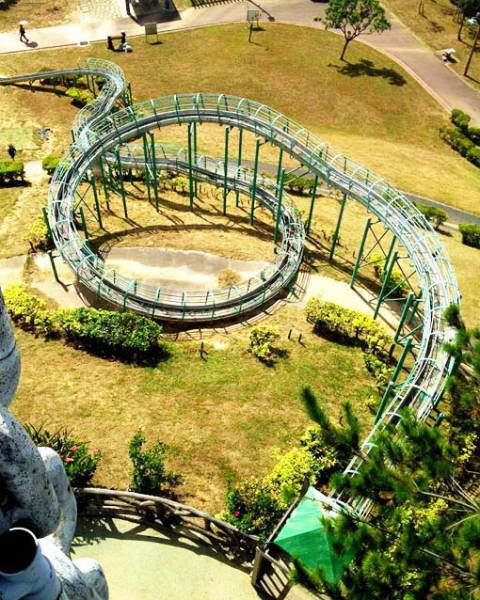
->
xmin=221 ymin=425 xmax=340 ymax=538
xmin=23 ymin=215 xmax=52 ymax=252
xmin=305 ymin=299 xmax=392 ymax=356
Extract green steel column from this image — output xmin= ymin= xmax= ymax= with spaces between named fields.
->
xmin=276 ymin=147 xmax=284 ymax=187
xmin=350 ymin=217 xmax=371 ymax=288
xmin=375 ymin=382 xmax=394 ymax=424
xmin=142 ymin=133 xmax=152 ymax=205
xmin=98 ymin=157 xmax=110 ymax=209
xmin=193 ymin=122 xmax=198 ymax=197
xmin=305 ymin=175 xmax=318 ymax=235
xmin=223 ymin=126 xmax=230 ymax=215
xmin=329 ymin=193 xmax=347 ymax=261
xmin=250 ymin=138 xmax=260 ymax=226
xmin=383 ymin=235 xmax=396 ymax=274
xmin=90 ymin=173 xmax=103 ymax=229
xmin=41 ymin=206 xmax=53 ymax=242
xmin=274 ymin=169 xmax=285 ymax=244
xmin=188 ymin=123 xmax=194 ymax=211
xmin=149 ymin=132 xmax=159 ymax=212
xmin=390 ymin=338 xmax=412 ymax=384
xmin=374 ymin=250 xmax=399 ymax=319
xmin=47 ymin=250 xmax=60 ymax=283
xmin=407 ymin=296 xmax=422 ymax=325
xmin=235 ymin=128 xmax=243 ymax=207
xmin=394 ymin=292 xmax=414 ymax=343
xmin=79 ymin=207 xmax=89 ymax=241
xmin=115 ymin=149 xmax=128 ymax=219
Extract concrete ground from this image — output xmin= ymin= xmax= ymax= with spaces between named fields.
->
xmin=0 ymin=249 xmax=400 ymax=335
xmin=72 ymin=516 xmax=261 ymax=600
xmin=104 ymin=246 xmax=270 ymax=291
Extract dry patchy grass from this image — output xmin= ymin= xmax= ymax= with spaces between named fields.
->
xmin=10 ymin=308 xmax=377 ymax=512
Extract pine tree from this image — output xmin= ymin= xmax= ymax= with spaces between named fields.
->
xmin=296 ymin=315 xmax=480 ymax=598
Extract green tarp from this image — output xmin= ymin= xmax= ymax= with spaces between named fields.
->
xmin=274 ymin=486 xmax=355 ymax=584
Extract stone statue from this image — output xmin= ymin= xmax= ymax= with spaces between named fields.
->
xmin=0 ymin=288 xmax=108 ymax=600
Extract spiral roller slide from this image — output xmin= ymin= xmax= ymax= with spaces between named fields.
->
xmin=0 ymin=58 xmax=461 ymax=524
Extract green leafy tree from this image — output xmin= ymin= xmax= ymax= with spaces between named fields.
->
xmin=322 ymin=0 xmax=391 ymax=61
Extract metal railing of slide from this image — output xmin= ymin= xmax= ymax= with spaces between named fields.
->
xmin=0 ymin=59 xmax=461 ymax=518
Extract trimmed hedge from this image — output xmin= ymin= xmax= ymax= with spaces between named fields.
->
xmin=443 ymin=110 xmax=480 ymax=169
xmin=441 ymin=126 xmax=475 ymax=157
xmin=414 ymin=202 xmax=448 ymax=230
xmin=0 ymin=160 xmax=24 ymax=185
xmin=305 ymin=299 xmax=392 ymax=356
xmin=458 ymin=223 xmax=480 ymax=249
xmin=42 ymin=155 xmax=61 ymax=175
xmin=3 ymin=284 xmax=167 ymax=362
xmin=451 ymin=108 xmax=471 ymax=133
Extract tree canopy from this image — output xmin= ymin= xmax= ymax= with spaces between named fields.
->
xmin=322 ymin=0 xmax=391 ymax=61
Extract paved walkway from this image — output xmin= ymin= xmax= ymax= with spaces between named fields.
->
xmin=73 ymin=517 xmax=261 ymax=600
xmin=0 ymin=0 xmax=479 ymax=124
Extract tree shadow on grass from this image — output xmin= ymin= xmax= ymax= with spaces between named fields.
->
xmin=0 ymin=0 xmax=18 ymax=11
xmin=330 ymin=59 xmax=407 ymax=86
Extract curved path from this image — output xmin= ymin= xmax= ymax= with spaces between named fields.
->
xmin=0 ymin=59 xmax=460 ymax=524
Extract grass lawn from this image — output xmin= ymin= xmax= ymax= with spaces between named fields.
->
xmin=0 ymin=23 xmax=479 ymax=213
xmin=10 ymin=307 xmax=377 ymax=512
xmin=384 ymin=0 xmax=480 ymax=87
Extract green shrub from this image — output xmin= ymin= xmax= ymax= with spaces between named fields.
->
xmin=468 ymin=126 xmax=480 ymax=145
xmin=467 ymin=147 xmax=480 ymax=168
xmin=42 ymin=155 xmax=61 ymax=175
xmin=283 ymin=174 xmax=316 ymax=195
xmin=305 ymin=299 xmax=392 ymax=356
xmin=24 ymin=215 xmax=52 ymax=252
xmin=128 ymin=429 xmax=180 ymax=495
xmin=414 ymin=202 xmax=448 ymax=230
xmin=249 ymin=325 xmax=282 ymax=363
xmin=371 ymin=252 xmax=408 ymax=296
xmin=65 ymin=87 xmax=94 ymax=106
xmin=451 ymin=108 xmax=471 ymax=133
xmin=3 ymin=285 xmax=167 ymax=362
xmin=363 ymin=352 xmax=393 ymax=393
xmin=3 ymin=284 xmax=50 ymax=332
xmin=459 ymin=223 xmax=480 ymax=249
xmin=0 ymin=160 xmax=25 ymax=185
xmin=25 ymin=424 xmax=101 ymax=487
xmin=54 ymin=307 xmax=164 ymax=358
xmin=221 ymin=426 xmax=339 ymax=538
xmin=441 ymin=126 xmax=475 ymax=157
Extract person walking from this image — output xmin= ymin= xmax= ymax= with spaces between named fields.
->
xmin=19 ymin=22 xmax=28 ymax=43
xmin=7 ymin=145 xmax=16 ymax=160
